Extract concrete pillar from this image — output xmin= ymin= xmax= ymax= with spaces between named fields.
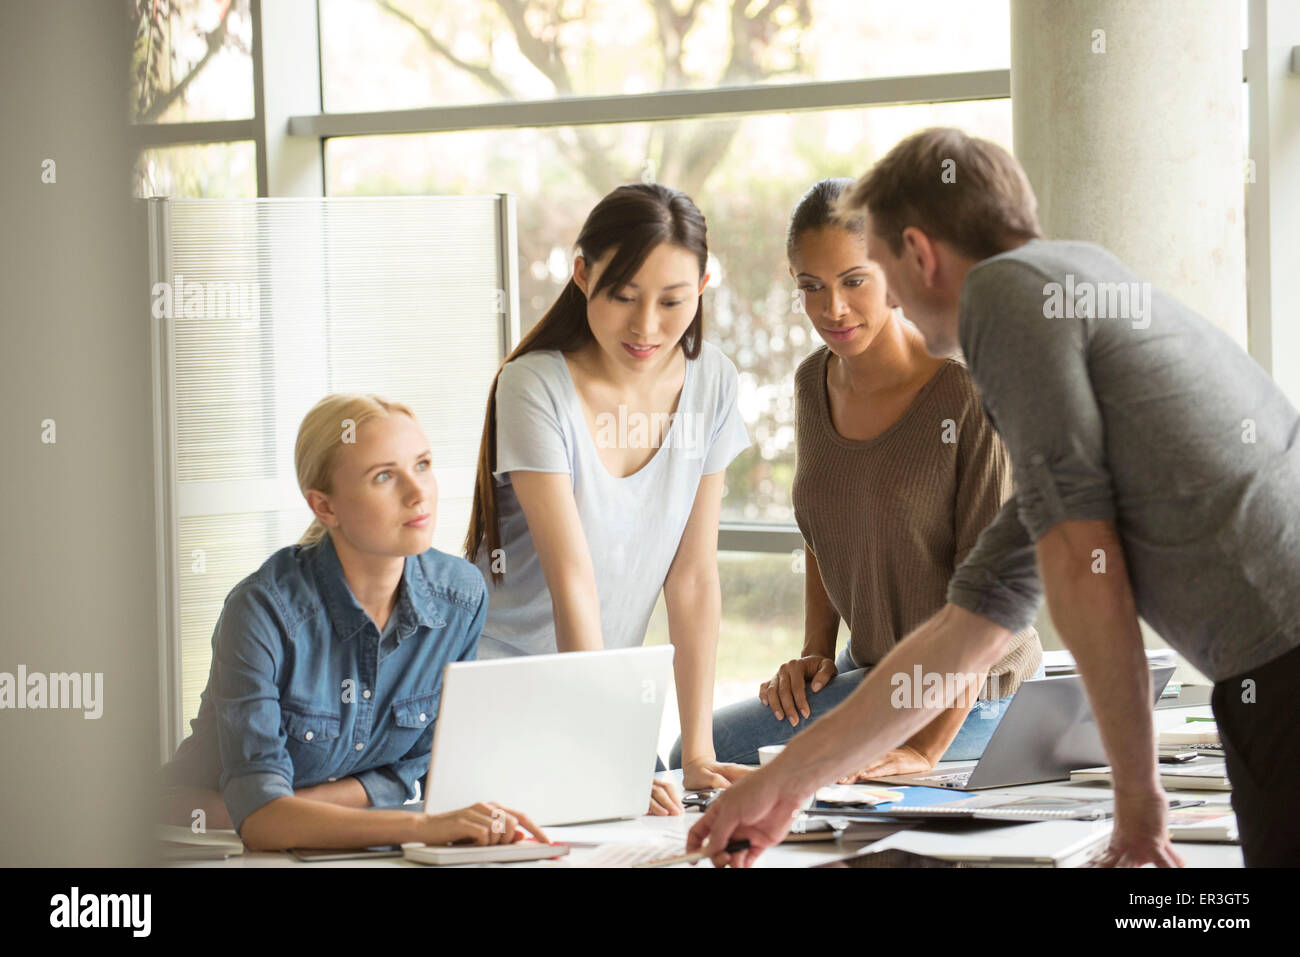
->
xmin=1009 ymin=1 xmax=1246 ymax=674
xmin=0 ymin=3 xmax=158 ymax=863
xmin=1010 ymin=0 xmax=1246 ymax=346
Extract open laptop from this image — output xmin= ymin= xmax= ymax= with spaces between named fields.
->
xmin=420 ymin=645 xmax=673 ymax=826
xmin=868 ymin=666 xmax=1175 ymax=790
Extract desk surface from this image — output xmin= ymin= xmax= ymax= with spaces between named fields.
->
xmin=185 ymin=691 xmax=1240 ymax=868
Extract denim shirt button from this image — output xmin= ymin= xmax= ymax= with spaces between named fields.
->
xmin=362 ymin=689 xmax=371 ymax=699
xmin=355 ymin=742 xmax=364 ymax=751
xmin=419 ymin=712 xmax=427 ymax=722
xmin=328 ymin=777 xmax=336 ymax=782
xmin=304 ymin=731 xmax=314 ymax=741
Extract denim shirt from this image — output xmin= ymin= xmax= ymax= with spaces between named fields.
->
xmin=160 ymin=533 xmax=486 ymax=834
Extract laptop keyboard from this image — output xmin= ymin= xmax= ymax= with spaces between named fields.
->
xmin=914 ymin=770 xmax=974 ymax=787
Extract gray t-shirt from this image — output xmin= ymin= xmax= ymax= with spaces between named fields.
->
xmin=475 ymin=340 xmax=751 ymax=657
xmin=946 ymin=239 xmax=1300 ymax=682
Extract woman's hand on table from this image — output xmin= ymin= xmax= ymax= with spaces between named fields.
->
xmin=682 ymin=757 xmax=756 ymax=791
xmin=423 ymin=801 xmax=549 ymax=845
xmin=758 ymin=655 xmax=838 ymax=727
xmin=647 ymin=778 xmax=685 ymax=815
xmin=834 ymin=745 xmax=932 ymax=783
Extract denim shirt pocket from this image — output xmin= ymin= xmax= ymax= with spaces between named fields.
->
xmin=392 ymin=689 xmax=440 ymax=728
xmin=280 ymin=702 xmax=342 ymax=783
xmin=390 ymin=688 xmax=440 ymax=753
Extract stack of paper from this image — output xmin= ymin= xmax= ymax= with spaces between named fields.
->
xmin=155 ymin=825 xmax=244 ymax=861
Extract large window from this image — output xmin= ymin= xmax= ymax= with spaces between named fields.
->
xmin=130 ymin=0 xmax=254 ymax=124
xmin=317 ymin=0 xmax=1012 ymax=755
xmin=326 ymin=102 xmax=1012 ymax=523
xmin=319 ymin=0 xmax=1009 ymax=112
xmin=130 ymin=0 xmax=258 ymax=200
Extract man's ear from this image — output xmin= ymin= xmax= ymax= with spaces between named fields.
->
xmin=901 ymin=227 xmax=939 ymax=289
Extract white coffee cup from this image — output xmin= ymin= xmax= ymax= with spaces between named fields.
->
xmin=758 ymin=745 xmax=785 ymax=766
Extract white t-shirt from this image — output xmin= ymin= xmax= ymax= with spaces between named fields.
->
xmin=474 ymin=340 xmax=751 ymax=657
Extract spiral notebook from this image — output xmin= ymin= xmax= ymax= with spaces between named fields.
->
xmin=811 ymin=788 xmax=1203 ymax=822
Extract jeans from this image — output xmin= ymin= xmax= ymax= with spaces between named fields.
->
xmin=669 ymin=646 xmax=1045 ymax=770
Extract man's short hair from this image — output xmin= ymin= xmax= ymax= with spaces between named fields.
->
xmin=835 ymin=127 xmax=1042 ymax=262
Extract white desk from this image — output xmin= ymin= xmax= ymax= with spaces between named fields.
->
xmin=182 ymin=689 xmax=1240 ymax=868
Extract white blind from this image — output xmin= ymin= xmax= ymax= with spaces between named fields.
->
xmin=151 ymin=196 xmax=515 ymax=750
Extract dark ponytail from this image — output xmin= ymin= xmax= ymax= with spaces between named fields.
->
xmin=786 ymin=177 xmax=864 ymax=261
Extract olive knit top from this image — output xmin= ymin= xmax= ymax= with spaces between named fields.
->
xmin=791 ymin=346 xmax=1042 ymax=700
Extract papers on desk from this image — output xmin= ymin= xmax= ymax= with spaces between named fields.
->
xmin=541 ymin=821 xmax=688 ymax=848
xmin=155 ymin=825 xmax=244 ymax=861
xmin=816 ymin=789 xmax=1117 ymax=822
xmin=846 ymin=820 xmax=1114 ymax=868
xmin=1167 ymin=803 xmax=1238 ymax=842
xmin=814 ymin=784 xmax=904 ymax=806
xmin=1160 ymin=721 xmax=1219 ymax=746
xmin=1070 ymin=757 xmax=1231 ymax=790
xmin=1043 ymin=647 xmax=1178 ymax=677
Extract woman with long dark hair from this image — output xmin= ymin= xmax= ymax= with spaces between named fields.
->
xmin=465 ymin=183 xmax=753 ymax=813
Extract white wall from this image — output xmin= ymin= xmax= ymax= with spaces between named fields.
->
xmin=0 ymin=2 xmax=159 ymax=865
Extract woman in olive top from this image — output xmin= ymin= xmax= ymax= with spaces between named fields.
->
xmin=670 ymin=179 xmax=1042 ymax=779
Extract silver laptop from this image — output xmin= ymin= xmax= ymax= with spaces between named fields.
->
xmin=421 ymin=645 xmax=673 ymax=826
xmin=869 ymin=666 xmax=1176 ymax=790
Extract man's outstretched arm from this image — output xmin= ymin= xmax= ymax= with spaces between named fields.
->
xmin=775 ymin=603 xmax=1015 ymax=785
xmin=686 ymin=603 xmax=1016 ymax=866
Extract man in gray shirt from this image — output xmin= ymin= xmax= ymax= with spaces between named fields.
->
xmin=688 ymin=128 xmax=1300 ymax=868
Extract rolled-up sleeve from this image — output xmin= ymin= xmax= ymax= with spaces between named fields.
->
xmin=211 ymin=585 xmax=296 ymax=834
xmin=354 ymin=765 xmax=412 ymax=809
xmin=959 ymin=259 xmax=1116 ymax=542
xmin=947 ymin=496 xmax=1045 ymax=634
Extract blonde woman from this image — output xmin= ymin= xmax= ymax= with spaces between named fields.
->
xmin=159 ymin=394 xmax=547 ymax=851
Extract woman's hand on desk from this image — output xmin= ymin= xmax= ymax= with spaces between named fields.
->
xmin=834 ymin=745 xmax=932 ymax=783
xmin=758 ymin=655 xmax=838 ymax=727
xmin=682 ymin=757 xmax=756 ymax=791
xmin=648 ymin=778 xmax=685 ymax=815
xmin=424 ymin=801 xmax=550 ymax=846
